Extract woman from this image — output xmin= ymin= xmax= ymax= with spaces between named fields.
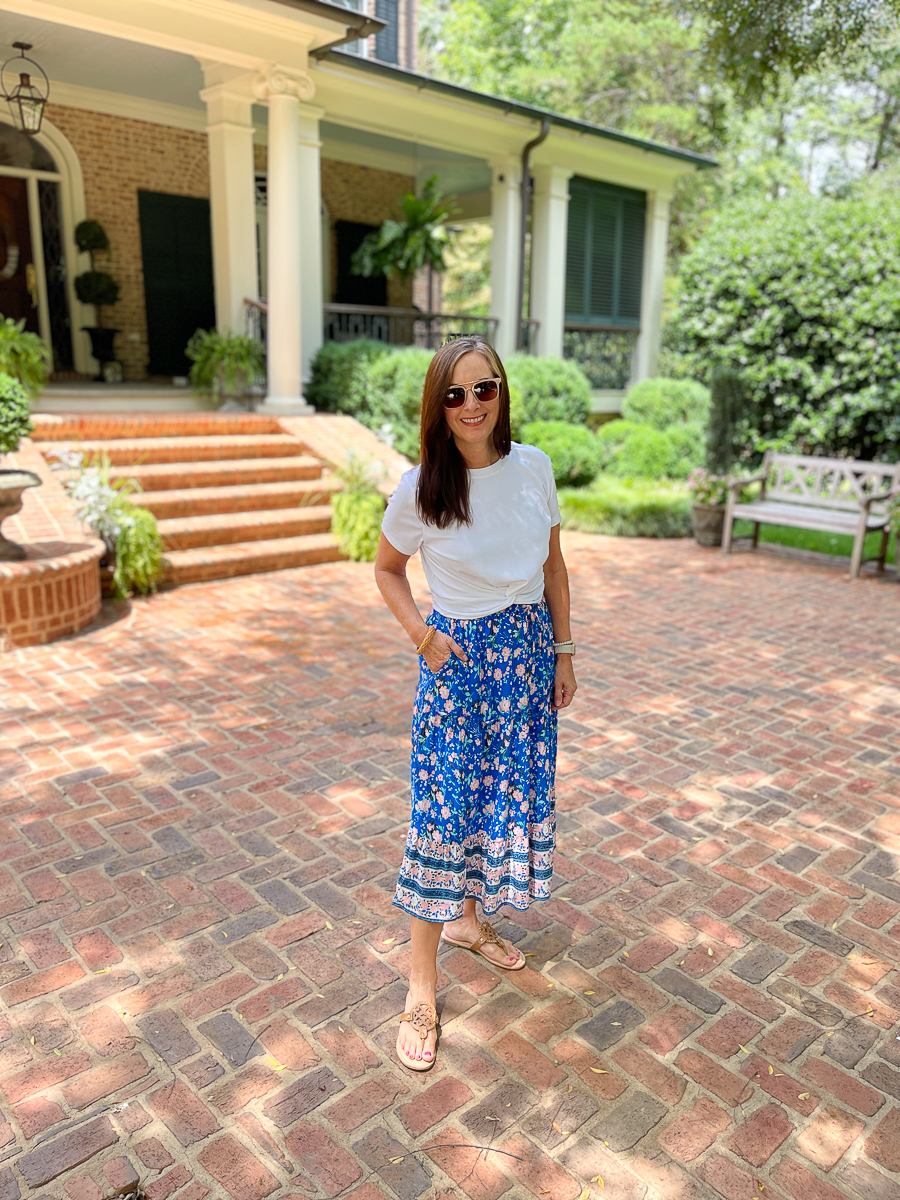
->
xmin=375 ymin=335 xmax=577 ymax=1071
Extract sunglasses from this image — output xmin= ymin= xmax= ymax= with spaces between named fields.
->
xmin=444 ymin=377 xmax=502 ymax=408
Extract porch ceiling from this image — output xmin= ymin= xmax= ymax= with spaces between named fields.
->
xmin=0 ymin=12 xmax=204 ymax=109
xmin=320 ymin=121 xmax=492 ymax=197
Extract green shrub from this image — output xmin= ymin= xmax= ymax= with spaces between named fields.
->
xmin=596 ymin=419 xmax=705 ymax=480
xmin=186 ymin=329 xmax=265 ymax=399
xmin=306 ymin=339 xmax=392 ymax=414
xmin=0 ymin=318 xmax=50 ymax=397
xmin=668 ymin=189 xmax=900 ymax=459
xmin=113 ymin=505 xmax=164 ymax=598
xmin=520 ymin=420 xmax=601 ymax=487
xmin=621 ymin=377 xmax=710 ymax=430
xmin=74 ymin=271 xmax=120 ymax=308
xmin=559 ymin=476 xmax=691 ymax=537
xmin=332 ymin=490 xmax=386 ymax=562
xmin=349 ymin=347 xmax=434 ymax=460
xmin=706 ymin=366 xmax=749 ymax=473
xmin=0 ymin=372 xmax=33 ymax=453
xmin=505 ymin=354 xmax=592 ymax=439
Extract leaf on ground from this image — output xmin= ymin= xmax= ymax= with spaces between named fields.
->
xmin=767 ymin=1065 xmax=773 ymax=1074
xmin=584 ymin=990 xmax=595 ymax=995
xmin=589 ymin=1067 xmax=608 ymax=1073
xmin=383 ymin=937 xmax=396 ymax=945
xmin=579 ymin=1188 xmax=591 ymax=1200
xmin=798 ymin=1092 xmax=810 ymax=1100
xmin=325 ymin=921 xmax=333 ymax=930
xmin=389 ymin=1156 xmax=405 ymax=1164
xmin=595 ymin=1177 xmax=605 ymax=1189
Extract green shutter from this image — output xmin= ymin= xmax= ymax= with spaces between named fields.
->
xmin=564 ymin=178 xmax=646 ymax=327
xmin=565 ymin=183 xmax=589 ymax=319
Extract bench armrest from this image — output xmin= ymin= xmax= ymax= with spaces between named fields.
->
xmin=863 ymin=487 xmax=897 ymax=510
xmin=727 ymin=471 xmax=767 ymax=492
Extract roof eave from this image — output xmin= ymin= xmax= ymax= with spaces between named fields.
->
xmin=317 ymin=52 xmax=719 ymax=170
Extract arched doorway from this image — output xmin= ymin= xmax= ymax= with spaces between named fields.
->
xmin=0 ymin=120 xmax=76 ymax=373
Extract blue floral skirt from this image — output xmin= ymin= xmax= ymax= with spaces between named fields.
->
xmin=392 ymin=600 xmax=558 ymax=923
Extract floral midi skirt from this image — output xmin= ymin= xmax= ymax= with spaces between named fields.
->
xmin=392 ymin=600 xmax=558 ymax=923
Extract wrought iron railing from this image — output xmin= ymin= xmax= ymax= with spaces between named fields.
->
xmin=323 ymin=304 xmax=498 ymax=349
xmin=563 ymin=324 xmax=638 ymax=390
xmin=245 ymin=297 xmax=267 ymax=345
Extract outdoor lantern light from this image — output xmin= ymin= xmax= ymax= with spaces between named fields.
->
xmin=1 ymin=43 xmax=49 ymax=135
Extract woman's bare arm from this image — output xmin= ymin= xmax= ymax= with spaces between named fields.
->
xmin=374 ymin=534 xmax=467 ymax=669
xmin=543 ymin=525 xmax=576 ymax=709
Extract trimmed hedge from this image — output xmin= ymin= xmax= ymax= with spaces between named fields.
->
xmin=305 ymin=339 xmax=391 ymax=414
xmin=621 ymin=377 xmax=710 ymax=430
xmin=505 ymin=354 xmax=592 ymax=440
xmin=348 ymin=347 xmax=434 ymax=461
xmin=596 ymin=418 xmax=705 ymax=480
xmin=520 ymin=420 xmax=601 ymax=487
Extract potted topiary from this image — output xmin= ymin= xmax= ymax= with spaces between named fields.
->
xmin=0 ymin=371 xmax=41 ymax=560
xmin=185 ymin=329 xmax=266 ymax=410
xmin=687 ymin=468 xmax=730 ymax=546
xmin=73 ymin=219 xmax=122 ymax=381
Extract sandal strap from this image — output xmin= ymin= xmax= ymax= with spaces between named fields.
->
xmin=470 ymin=920 xmax=506 ymax=954
xmin=399 ymin=1000 xmax=438 ymax=1039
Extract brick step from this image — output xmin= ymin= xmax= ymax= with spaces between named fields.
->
xmin=164 ymin=532 xmax=344 ymax=584
xmin=157 ymin=505 xmax=333 ymax=550
xmin=76 ymin=455 xmax=324 ymax=492
xmin=132 ymin=477 xmax=342 ymax=519
xmin=34 ymin=434 xmax=306 ymax=466
xmin=31 ymin=412 xmax=282 ymax=440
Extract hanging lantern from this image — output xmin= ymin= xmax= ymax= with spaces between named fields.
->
xmin=1 ymin=43 xmax=49 ymax=135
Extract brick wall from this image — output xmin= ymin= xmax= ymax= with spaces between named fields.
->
xmin=46 ymin=104 xmax=209 ymax=382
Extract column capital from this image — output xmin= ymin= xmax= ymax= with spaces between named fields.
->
xmin=199 ymin=64 xmax=257 ymax=130
xmin=531 ymin=163 xmax=574 ymax=198
xmin=254 ymin=64 xmax=316 ymax=104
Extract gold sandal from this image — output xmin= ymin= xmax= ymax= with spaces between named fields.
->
xmin=396 ymin=1000 xmax=440 ymax=1072
xmin=441 ymin=919 xmax=526 ymax=970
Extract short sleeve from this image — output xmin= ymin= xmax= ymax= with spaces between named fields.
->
xmin=544 ymin=452 xmax=561 ymax=526
xmin=381 ymin=470 xmax=424 ymax=556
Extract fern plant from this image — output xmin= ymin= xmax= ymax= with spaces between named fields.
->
xmin=186 ymin=329 xmax=265 ymax=403
xmin=113 ymin=505 xmax=164 ymax=598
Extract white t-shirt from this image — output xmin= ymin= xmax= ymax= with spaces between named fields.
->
xmin=381 ymin=442 xmax=561 ymax=620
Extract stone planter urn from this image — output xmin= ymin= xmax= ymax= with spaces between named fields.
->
xmin=82 ymin=326 xmax=120 ymax=379
xmin=0 ymin=469 xmax=42 ymax=560
xmin=691 ymin=501 xmax=726 ymax=548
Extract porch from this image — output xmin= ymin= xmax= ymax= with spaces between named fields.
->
xmin=0 ymin=1 xmax=713 ymax=415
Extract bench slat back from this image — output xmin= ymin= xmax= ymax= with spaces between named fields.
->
xmin=765 ymin=453 xmax=900 ymax=512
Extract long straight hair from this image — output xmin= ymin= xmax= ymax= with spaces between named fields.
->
xmin=416 ymin=336 xmax=512 ymax=528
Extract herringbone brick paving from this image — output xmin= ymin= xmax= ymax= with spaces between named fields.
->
xmin=1 ymin=533 xmax=898 ymax=1200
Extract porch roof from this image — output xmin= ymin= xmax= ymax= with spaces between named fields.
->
xmin=319 ymin=51 xmax=719 ymax=171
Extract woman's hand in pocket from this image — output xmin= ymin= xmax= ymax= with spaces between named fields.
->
xmin=422 ymin=630 xmax=467 ymax=674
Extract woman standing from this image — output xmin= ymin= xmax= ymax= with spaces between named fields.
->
xmin=375 ymin=335 xmax=576 ymax=1070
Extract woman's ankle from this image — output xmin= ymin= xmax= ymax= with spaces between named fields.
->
xmin=407 ymin=971 xmax=437 ymax=995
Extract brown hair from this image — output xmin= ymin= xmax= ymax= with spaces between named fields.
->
xmin=415 ymin=336 xmax=511 ymax=528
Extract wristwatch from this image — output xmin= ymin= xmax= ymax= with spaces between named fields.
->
xmin=553 ymin=641 xmax=575 ymax=655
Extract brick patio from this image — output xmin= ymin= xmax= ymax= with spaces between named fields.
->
xmin=1 ymin=534 xmax=899 ymax=1200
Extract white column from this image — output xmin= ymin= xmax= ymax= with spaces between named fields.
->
xmin=489 ymin=156 xmax=522 ymax=359
xmin=200 ymin=64 xmax=258 ymax=334
xmin=632 ymin=191 xmax=671 ymax=383
xmin=254 ymin=66 xmax=316 ymax=413
xmin=297 ymin=103 xmax=325 ymax=387
xmin=530 ymin=165 xmax=572 ymax=359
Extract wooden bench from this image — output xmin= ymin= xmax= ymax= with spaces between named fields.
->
xmin=723 ymin=451 xmax=900 ymax=577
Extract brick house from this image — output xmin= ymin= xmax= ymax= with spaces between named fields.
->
xmin=0 ymin=0 xmax=714 ymax=410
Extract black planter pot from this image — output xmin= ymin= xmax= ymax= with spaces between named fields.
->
xmin=82 ymin=327 xmax=120 ymax=378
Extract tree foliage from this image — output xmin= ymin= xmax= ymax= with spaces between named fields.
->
xmin=668 ymin=186 xmax=900 ymax=459
xmin=682 ymin=0 xmax=898 ymax=105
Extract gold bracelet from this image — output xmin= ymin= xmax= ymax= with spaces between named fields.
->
xmin=415 ymin=626 xmax=437 ymax=655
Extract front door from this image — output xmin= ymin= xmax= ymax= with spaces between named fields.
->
xmin=138 ymin=191 xmax=215 ymax=377
xmin=0 ymin=175 xmax=39 ymax=332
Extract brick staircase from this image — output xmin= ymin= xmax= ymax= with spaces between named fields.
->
xmin=31 ymin=413 xmax=345 ymax=586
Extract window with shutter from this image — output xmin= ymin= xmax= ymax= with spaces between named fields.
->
xmin=565 ymin=178 xmax=646 ymax=328
xmin=375 ymin=0 xmax=399 ymax=64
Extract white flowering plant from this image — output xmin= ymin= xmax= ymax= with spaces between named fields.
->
xmin=686 ymin=468 xmax=731 ymax=507
xmin=48 ymin=450 xmax=163 ymax=596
